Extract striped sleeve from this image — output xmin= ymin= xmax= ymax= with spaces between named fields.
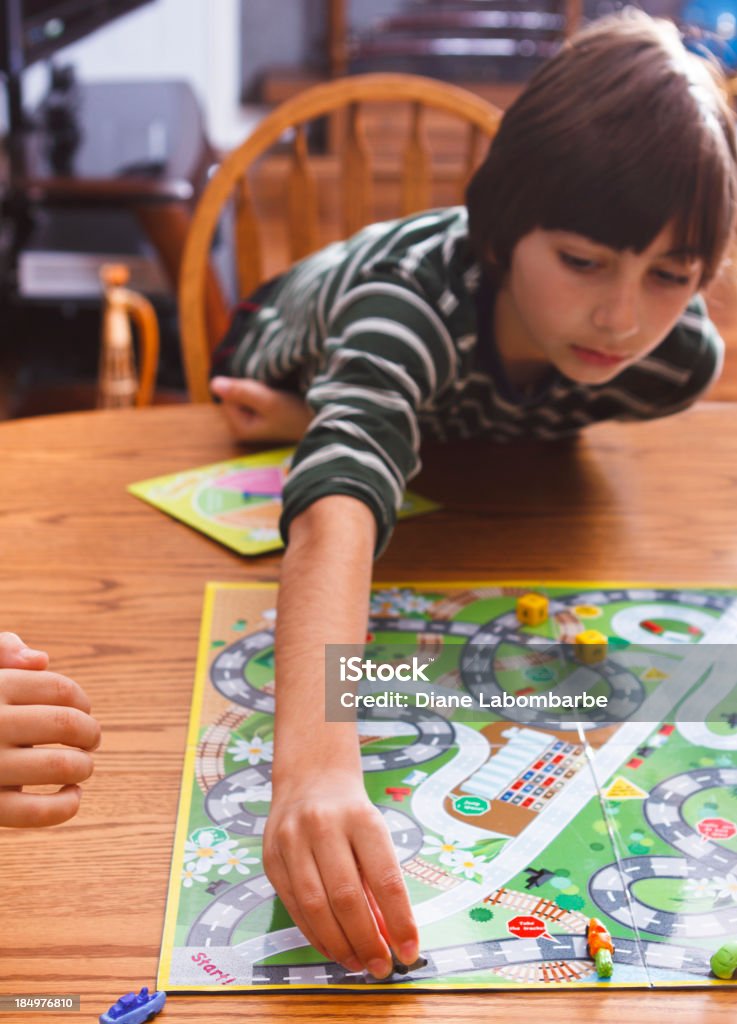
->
xmin=612 ymin=296 xmax=724 ymax=421
xmin=279 ymin=280 xmax=457 ymax=557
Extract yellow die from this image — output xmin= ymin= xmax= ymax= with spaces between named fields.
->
xmin=516 ymin=593 xmax=549 ymax=626
xmin=575 ymin=629 xmax=608 ymax=665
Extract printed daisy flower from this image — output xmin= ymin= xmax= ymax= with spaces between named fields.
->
xmin=400 ymin=595 xmax=435 ymax=614
xmin=183 ymin=837 xmax=219 ymax=872
xmin=715 ymin=873 xmax=737 ymax=903
xmin=182 ymin=862 xmax=209 ymax=888
xmin=370 ymin=589 xmax=401 ymax=615
xmin=228 ymin=735 xmax=274 ymax=765
xmin=682 ymin=877 xmax=717 ymax=900
xmin=421 ymin=834 xmax=471 ymax=866
xmin=447 ymin=850 xmax=487 ymax=879
xmin=213 ymin=841 xmax=261 ymax=877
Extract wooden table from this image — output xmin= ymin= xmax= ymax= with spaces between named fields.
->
xmin=0 ymin=402 xmax=735 ymax=1023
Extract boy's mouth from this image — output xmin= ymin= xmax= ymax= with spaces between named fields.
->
xmin=570 ymin=344 xmax=628 ymax=369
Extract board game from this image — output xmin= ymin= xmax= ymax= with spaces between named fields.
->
xmin=129 ymin=448 xmax=439 ymax=555
xmin=158 ymin=582 xmax=737 ymax=991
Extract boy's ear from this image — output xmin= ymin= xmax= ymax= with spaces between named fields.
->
xmin=483 ymin=244 xmax=501 ymax=276
xmin=484 ymin=245 xmax=498 ymax=266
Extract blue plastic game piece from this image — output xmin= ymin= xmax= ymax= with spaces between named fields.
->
xmin=99 ymin=986 xmax=166 ymax=1024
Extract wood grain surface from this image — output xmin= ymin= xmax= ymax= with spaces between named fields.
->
xmin=1 ymin=402 xmax=736 ymax=1023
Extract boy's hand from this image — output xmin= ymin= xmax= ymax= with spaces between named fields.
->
xmin=263 ymin=771 xmax=420 ymax=979
xmin=210 ymin=376 xmax=313 ymax=443
xmin=0 ymin=664 xmax=101 ymax=828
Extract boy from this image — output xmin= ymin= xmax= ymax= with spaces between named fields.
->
xmin=209 ymin=13 xmax=737 ymax=978
xmin=0 ymin=632 xmax=100 ymax=827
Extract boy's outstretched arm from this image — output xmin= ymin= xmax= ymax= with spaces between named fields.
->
xmin=263 ymin=495 xmax=420 ymax=979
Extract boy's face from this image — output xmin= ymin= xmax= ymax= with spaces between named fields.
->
xmin=495 ymin=224 xmax=704 ymax=385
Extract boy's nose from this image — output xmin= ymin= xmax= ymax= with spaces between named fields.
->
xmin=591 ymin=286 xmax=640 ymax=341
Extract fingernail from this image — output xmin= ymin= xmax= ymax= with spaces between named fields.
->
xmin=367 ymin=958 xmax=391 ymax=979
xmin=399 ymin=941 xmax=419 ymax=964
xmin=20 ymin=648 xmax=45 ymax=660
xmin=343 ymin=957 xmax=362 ymax=973
xmin=210 ymin=377 xmax=230 ymax=394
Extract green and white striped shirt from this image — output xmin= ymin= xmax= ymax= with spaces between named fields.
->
xmin=220 ymin=207 xmax=723 ymax=555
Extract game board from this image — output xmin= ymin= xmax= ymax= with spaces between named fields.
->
xmin=129 ymin=448 xmax=439 ymax=555
xmin=158 ymin=581 xmax=737 ymax=991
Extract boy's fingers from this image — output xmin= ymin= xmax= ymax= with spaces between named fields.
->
xmin=0 ymin=747 xmax=94 ymax=787
xmin=0 ymin=784 xmax=82 ymax=828
xmin=220 ymin=402 xmax=273 ymax=443
xmin=355 ymin=827 xmax=419 ymax=966
xmin=264 ymin=850 xmax=337 ymax=964
xmin=0 ymin=705 xmax=101 ymax=751
xmin=220 ymin=402 xmax=257 ymax=432
xmin=0 ymin=633 xmax=48 ymax=671
xmin=310 ymin=834 xmax=392 ymax=977
xmin=279 ymin=841 xmax=364 ymax=971
xmin=212 ymin=377 xmax=273 ymax=410
xmin=0 ymin=671 xmax=93 ymax=715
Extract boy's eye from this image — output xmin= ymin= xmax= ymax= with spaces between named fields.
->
xmin=652 ymin=267 xmax=691 ymax=286
xmin=558 ymin=251 xmax=599 ymax=272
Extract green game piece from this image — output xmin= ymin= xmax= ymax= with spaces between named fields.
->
xmin=608 ymin=636 xmax=630 ymax=650
xmin=232 ymin=619 xmax=247 ymax=631
xmin=710 ymin=941 xmax=737 ymax=980
xmin=210 ymin=640 xmax=226 ymax=648
xmin=595 ymin=949 xmax=613 ymax=979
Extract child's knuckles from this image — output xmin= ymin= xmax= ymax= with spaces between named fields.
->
xmin=52 ymin=704 xmax=76 ymax=736
xmin=48 ymin=748 xmax=94 ymax=784
xmin=300 ymin=803 xmax=336 ymax=835
xmin=41 ymin=748 xmax=75 ymax=784
xmin=49 ymin=673 xmax=84 ymax=708
xmin=329 ymin=881 xmax=363 ymax=915
xmin=372 ymin=868 xmax=407 ymax=901
xmin=270 ymin=817 xmax=302 ymax=853
xmin=349 ymin=801 xmax=383 ymax=830
xmin=299 ymin=886 xmax=330 ymax=917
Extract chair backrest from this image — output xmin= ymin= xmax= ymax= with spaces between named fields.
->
xmin=179 ymin=73 xmax=502 ymax=402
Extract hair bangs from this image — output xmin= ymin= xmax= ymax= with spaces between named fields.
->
xmin=466 ymin=12 xmax=737 ymax=286
xmin=535 ymin=112 xmax=716 ymax=261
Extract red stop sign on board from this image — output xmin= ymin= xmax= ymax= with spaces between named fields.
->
xmin=507 ymin=915 xmax=548 ymax=939
xmin=697 ymin=817 xmax=737 ymax=841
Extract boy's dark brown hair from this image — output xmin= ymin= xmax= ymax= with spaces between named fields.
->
xmin=466 ymin=11 xmax=737 ymax=286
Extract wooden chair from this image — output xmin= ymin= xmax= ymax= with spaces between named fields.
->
xmin=178 ymin=73 xmax=502 ymax=402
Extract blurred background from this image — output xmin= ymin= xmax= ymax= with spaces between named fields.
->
xmin=2 ymin=0 xmax=736 ymax=418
